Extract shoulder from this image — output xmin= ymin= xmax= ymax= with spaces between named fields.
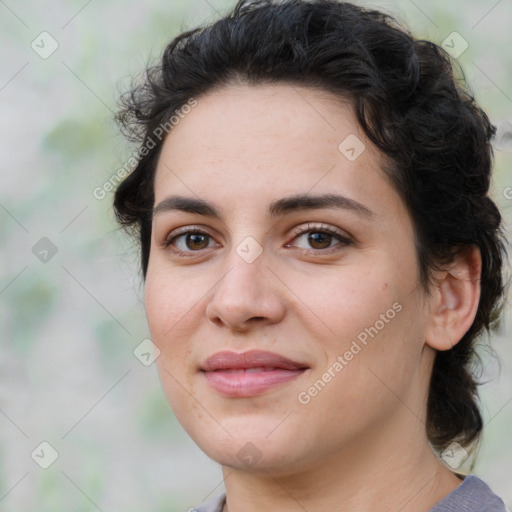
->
xmin=430 ymin=474 xmax=508 ymax=512
xmin=190 ymin=479 xmax=509 ymax=512
xmin=192 ymin=493 xmax=226 ymax=512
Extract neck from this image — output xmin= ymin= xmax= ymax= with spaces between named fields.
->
xmin=221 ymin=413 xmax=462 ymax=512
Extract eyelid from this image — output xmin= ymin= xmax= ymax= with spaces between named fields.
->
xmin=160 ymin=222 xmax=352 ymax=255
xmin=284 ymin=223 xmax=353 ymax=254
xmin=161 ymin=225 xmax=219 ymax=249
xmin=288 ymin=222 xmax=351 ymax=242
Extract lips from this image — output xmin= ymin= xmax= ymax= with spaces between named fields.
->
xmin=200 ymin=350 xmax=308 ymax=397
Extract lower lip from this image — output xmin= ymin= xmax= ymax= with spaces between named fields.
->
xmin=203 ymin=369 xmax=306 ymax=397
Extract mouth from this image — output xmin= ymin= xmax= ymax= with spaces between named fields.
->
xmin=200 ymin=350 xmax=309 ymax=397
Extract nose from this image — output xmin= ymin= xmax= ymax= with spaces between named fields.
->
xmin=205 ymin=247 xmax=287 ymax=332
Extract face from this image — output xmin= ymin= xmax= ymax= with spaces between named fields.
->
xmin=145 ymin=83 xmax=435 ymax=475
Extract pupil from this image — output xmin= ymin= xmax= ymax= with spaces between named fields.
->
xmin=188 ymin=233 xmax=207 ymax=249
xmin=308 ymin=232 xmax=330 ymax=249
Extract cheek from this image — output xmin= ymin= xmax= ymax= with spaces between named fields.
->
xmin=145 ymin=261 xmax=198 ymax=336
xmin=328 ymin=287 xmax=425 ymax=414
xmin=294 ymin=262 xmax=400 ymax=347
xmin=145 ymin=271 xmax=200 ymax=419
xmin=296 ymin=256 xmax=422 ymax=387
xmin=143 ymin=267 xmax=201 ymax=383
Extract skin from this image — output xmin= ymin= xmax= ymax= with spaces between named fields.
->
xmin=144 ymin=83 xmax=482 ymax=511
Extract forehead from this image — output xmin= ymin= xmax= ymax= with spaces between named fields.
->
xmin=156 ymin=82 xmax=358 ymax=170
xmin=153 ymin=83 xmax=400 ymax=221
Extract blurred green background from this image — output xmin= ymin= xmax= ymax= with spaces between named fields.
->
xmin=1 ymin=0 xmax=511 ymax=510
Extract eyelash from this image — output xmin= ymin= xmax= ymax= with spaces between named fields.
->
xmin=162 ymin=227 xmax=215 ymax=256
xmin=162 ymin=223 xmax=352 ymax=257
xmin=288 ymin=223 xmax=352 ymax=253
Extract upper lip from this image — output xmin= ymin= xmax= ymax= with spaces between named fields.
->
xmin=201 ymin=350 xmax=308 ymax=371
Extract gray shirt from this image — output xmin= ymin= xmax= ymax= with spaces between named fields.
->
xmin=193 ymin=475 xmax=508 ymax=511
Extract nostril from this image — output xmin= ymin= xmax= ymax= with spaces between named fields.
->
xmin=210 ymin=317 xmax=224 ymax=327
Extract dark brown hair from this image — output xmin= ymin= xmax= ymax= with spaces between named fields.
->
xmin=113 ymin=0 xmax=507 ymax=453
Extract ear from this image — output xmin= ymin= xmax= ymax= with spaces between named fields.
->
xmin=425 ymin=246 xmax=482 ymax=351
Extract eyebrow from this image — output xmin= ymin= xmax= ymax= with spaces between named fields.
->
xmin=152 ymin=193 xmax=375 ymax=220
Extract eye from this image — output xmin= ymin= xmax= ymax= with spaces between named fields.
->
xmin=286 ymin=224 xmax=352 ymax=252
xmin=164 ymin=228 xmax=218 ymax=254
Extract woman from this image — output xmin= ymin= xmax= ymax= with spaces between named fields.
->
xmin=113 ymin=1 xmax=508 ymax=510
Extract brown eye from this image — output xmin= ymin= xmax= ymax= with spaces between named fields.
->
xmin=185 ymin=233 xmax=210 ymax=250
xmin=165 ymin=228 xmax=217 ymax=253
xmin=307 ymin=232 xmax=333 ymax=249
xmin=287 ymin=225 xmax=352 ymax=253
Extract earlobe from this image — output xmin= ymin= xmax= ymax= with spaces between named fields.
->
xmin=425 ymin=246 xmax=482 ymax=351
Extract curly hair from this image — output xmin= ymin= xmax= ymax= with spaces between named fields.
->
xmin=113 ymin=0 xmax=507 ymax=453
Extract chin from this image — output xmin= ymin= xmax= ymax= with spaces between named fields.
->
xmin=202 ymin=438 xmax=298 ymax=473
xmin=186 ymin=415 xmax=308 ymax=473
